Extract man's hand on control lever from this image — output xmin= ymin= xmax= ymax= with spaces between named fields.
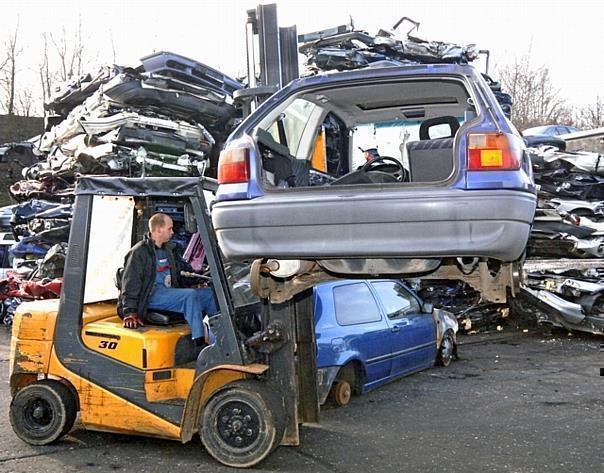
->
xmin=123 ymin=313 xmax=145 ymax=329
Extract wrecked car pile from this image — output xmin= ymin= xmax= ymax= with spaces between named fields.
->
xmin=0 ymin=52 xmax=243 ymax=326
xmin=22 ymin=51 xmax=242 ymax=186
xmin=413 ymin=280 xmax=511 ymax=333
xmin=517 ymin=146 xmax=604 ymax=335
xmin=297 ymin=20 xmax=512 ymax=116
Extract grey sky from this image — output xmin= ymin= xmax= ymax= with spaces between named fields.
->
xmin=2 ymin=0 xmax=603 ymax=109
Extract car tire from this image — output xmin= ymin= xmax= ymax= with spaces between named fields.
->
xmin=436 ymin=330 xmax=455 ymax=367
xmin=199 ymin=380 xmax=285 ymax=468
xmin=9 ymin=379 xmax=78 ymax=445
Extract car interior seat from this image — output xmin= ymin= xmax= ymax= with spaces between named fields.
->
xmin=256 ymin=128 xmax=310 ymax=187
xmin=405 ymin=116 xmax=459 ymax=182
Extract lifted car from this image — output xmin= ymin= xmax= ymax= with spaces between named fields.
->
xmin=212 ymin=64 xmax=536 ymax=292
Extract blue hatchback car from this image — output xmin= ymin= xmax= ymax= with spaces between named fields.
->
xmin=314 ymin=279 xmax=458 ymax=407
xmin=212 ymin=63 xmax=536 ymax=281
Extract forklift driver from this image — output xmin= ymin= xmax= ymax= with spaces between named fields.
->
xmin=118 ymin=212 xmax=217 ymax=344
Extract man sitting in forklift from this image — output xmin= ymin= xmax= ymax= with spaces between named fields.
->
xmin=118 ymin=212 xmax=216 ymax=344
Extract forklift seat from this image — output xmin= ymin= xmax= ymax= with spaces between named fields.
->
xmin=146 ymin=310 xmax=186 ymax=326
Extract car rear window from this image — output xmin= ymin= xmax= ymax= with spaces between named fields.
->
xmin=333 ymin=283 xmax=381 ymax=325
xmin=255 ymin=78 xmax=470 ymax=189
xmin=371 ymin=282 xmax=421 ymax=319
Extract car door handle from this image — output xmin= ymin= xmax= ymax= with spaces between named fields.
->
xmin=391 ymin=326 xmax=400 ymax=333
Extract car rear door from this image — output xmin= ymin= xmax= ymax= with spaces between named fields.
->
xmin=371 ymin=281 xmax=437 ymax=377
xmin=326 ymin=282 xmax=392 ymax=387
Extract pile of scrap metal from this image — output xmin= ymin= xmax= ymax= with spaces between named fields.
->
xmin=517 ymin=145 xmax=604 ymax=335
xmin=413 ymin=280 xmax=512 ymax=333
xmin=298 ymin=19 xmax=512 ymax=116
xmin=0 ymin=199 xmax=69 ymax=326
xmin=0 ymin=276 xmax=62 ymax=327
xmin=0 ymin=52 xmax=243 ymax=326
xmin=12 ymin=51 xmax=242 ymax=200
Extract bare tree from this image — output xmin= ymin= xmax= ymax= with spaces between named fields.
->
xmin=0 ymin=21 xmax=22 ymax=115
xmin=498 ymin=53 xmax=570 ymax=130
xmin=49 ymin=17 xmax=86 ymax=82
xmin=577 ymin=96 xmax=604 ymax=129
xmin=39 ymin=33 xmax=53 ymax=106
xmin=16 ymin=89 xmax=34 ymax=117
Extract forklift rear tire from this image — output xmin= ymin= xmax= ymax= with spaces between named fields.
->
xmin=10 ymin=379 xmax=77 ymax=445
xmin=200 ymin=380 xmax=285 ymax=468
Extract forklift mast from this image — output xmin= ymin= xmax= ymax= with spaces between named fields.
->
xmin=235 ymin=3 xmax=299 ymax=117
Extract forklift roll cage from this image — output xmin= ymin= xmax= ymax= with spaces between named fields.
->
xmin=56 ymin=177 xmax=244 ymax=428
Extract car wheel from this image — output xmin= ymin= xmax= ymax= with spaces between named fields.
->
xmin=10 ymin=379 xmax=78 ymax=445
xmin=200 ymin=380 xmax=285 ymax=468
xmin=330 ymin=379 xmax=352 ymax=407
xmin=436 ymin=331 xmax=455 ymax=367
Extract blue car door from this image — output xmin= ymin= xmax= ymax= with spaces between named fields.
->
xmin=370 ymin=281 xmax=436 ymax=377
xmin=328 ymin=282 xmax=392 ymax=388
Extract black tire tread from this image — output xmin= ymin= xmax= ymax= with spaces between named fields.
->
xmin=200 ymin=379 xmax=285 ymax=468
xmin=9 ymin=379 xmax=77 ymax=445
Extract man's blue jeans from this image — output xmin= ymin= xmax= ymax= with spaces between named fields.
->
xmin=147 ymin=286 xmax=217 ymax=340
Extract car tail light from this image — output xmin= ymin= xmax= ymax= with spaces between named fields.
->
xmin=218 ymin=147 xmax=250 ymax=184
xmin=467 ymin=133 xmax=522 ymax=171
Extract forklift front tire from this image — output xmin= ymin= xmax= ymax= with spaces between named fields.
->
xmin=200 ymin=380 xmax=285 ymax=468
xmin=9 ymin=379 xmax=78 ymax=445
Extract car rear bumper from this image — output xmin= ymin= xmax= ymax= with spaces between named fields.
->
xmin=212 ymin=188 xmax=537 ymax=262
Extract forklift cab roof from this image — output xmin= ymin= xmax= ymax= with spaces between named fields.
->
xmin=75 ymin=176 xmax=217 ymax=197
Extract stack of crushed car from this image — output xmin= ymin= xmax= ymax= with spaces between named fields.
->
xmin=0 ymin=52 xmax=243 ymax=326
xmin=297 ymin=20 xmax=512 ymax=116
xmin=518 ymin=146 xmax=604 ymax=335
xmin=19 ymin=51 xmax=242 ymax=189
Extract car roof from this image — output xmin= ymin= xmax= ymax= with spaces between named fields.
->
xmin=316 ymin=278 xmax=409 ymax=291
xmin=523 ymin=125 xmax=577 ymax=136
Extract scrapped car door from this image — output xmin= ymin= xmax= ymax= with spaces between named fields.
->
xmin=318 ymin=282 xmax=392 ymax=387
xmin=370 ymin=281 xmax=436 ymax=377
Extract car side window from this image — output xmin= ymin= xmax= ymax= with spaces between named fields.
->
xmin=371 ymin=282 xmax=421 ymax=319
xmin=267 ymin=98 xmax=316 ymax=157
xmin=333 ymin=283 xmax=382 ymax=325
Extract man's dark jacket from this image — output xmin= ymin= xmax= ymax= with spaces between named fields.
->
xmin=118 ymin=235 xmax=184 ymax=320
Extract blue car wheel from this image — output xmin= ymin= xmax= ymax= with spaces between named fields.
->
xmin=437 ymin=331 xmax=455 ymax=367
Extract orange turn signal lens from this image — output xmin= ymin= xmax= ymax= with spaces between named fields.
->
xmin=467 ymin=133 xmax=522 ymax=171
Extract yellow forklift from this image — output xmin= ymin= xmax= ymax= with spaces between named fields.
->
xmin=8 ymin=176 xmax=318 ymax=468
